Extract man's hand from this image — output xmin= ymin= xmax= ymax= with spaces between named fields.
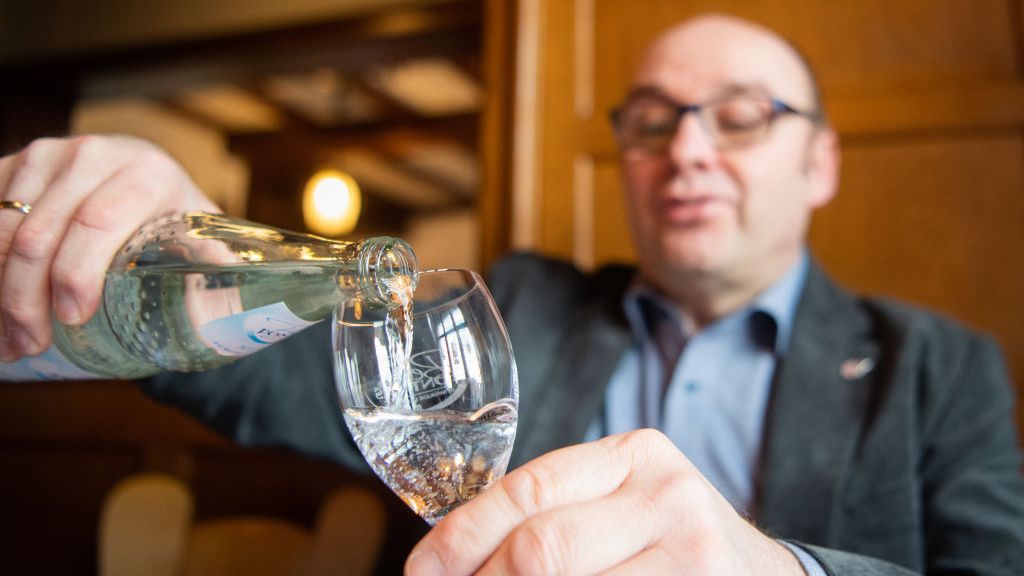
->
xmin=0 ymin=135 xmax=220 ymax=361
xmin=406 ymin=429 xmax=805 ymax=575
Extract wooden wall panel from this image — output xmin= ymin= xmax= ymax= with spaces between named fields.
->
xmin=812 ymin=134 xmax=1024 ymax=390
xmin=590 ymin=0 xmax=1019 ymax=120
xmin=531 ymin=0 xmax=1024 ymax=255
xmin=590 ymin=155 xmax=635 ymax=266
xmin=516 ymin=0 xmax=1024 ymax=433
xmin=534 ymin=0 xmax=578 ymax=260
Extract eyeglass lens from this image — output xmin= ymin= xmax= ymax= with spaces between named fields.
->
xmin=615 ymin=96 xmax=778 ymax=153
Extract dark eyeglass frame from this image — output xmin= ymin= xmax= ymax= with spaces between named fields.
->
xmin=609 ymin=93 xmax=822 ymax=153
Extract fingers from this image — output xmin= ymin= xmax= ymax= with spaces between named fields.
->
xmin=50 ymin=138 xmax=216 ymax=325
xmin=474 ymin=487 xmax=665 ymax=576
xmin=407 ymin=430 xmax=688 ymax=576
xmin=406 ymin=430 xmax=795 ymax=576
xmin=0 ymin=139 xmax=71 ymax=359
xmin=0 ymin=138 xmax=69 ymax=265
xmin=0 ymin=135 xmax=215 ymax=361
xmin=600 ymin=546 xmax=682 ymax=576
xmin=48 ymin=170 xmax=174 ymax=326
xmin=0 ymin=154 xmax=24 ymax=361
xmin=408 ymin=436 xmax=632 ymax=575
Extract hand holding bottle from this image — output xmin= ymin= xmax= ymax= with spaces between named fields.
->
xmin=0 ymin=135 xmax=221 ymax=362
xmin=0 ymin=136 xmax=418 ymax=380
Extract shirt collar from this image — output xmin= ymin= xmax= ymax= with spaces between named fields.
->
xmin=622 ymin=250 xmax=809 ymax=355
xmin=748 ymin=250 xmax=808 ymax=354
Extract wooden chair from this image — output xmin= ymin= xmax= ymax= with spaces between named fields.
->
xmin=99 ymin=473 xmax=385 ymax=576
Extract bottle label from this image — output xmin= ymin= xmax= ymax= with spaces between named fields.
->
xmin=198 ymin=302 xmax=317 ymax=357
xmin=0 ymin=345 xmax=101 ymax=381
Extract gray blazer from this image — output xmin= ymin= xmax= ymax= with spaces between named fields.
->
xmin=143 ymin=252 xmax=1024 ymax=575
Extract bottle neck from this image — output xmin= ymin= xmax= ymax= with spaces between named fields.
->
xmin=356 ymin=237 xmax=419 ymax=307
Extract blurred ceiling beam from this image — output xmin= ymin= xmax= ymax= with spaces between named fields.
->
xmin=0 ymin=0 xmax=486 ymax=236
xmin=228 ymin=112 xmax=478 ymax=163
xmin=343 ymin=75 xmax=423 ymax=122
xmin=75 ymin=2 xmax=482 ymax=101
xmin=0 ymin=0 xmax=465 ymax=66
xmin=228 ymin=113 xmax=478 ymax=207
xmin=171 ymin=85 xmax=285 ymax=132
xmin=352 ymin=150 xmax=477 ymax=207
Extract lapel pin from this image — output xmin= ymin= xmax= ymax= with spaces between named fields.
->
xmin=840 ymin=357 xmax=874 ymax=380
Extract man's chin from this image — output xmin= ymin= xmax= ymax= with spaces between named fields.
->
xmin=659 ymin=235 xmax=729 ymax=272
xmin=640 ymin=247 xmax=725 ymax=281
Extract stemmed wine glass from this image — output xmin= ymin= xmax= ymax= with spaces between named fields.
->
xmin=332 ymin=268 xmax=518 ymax=525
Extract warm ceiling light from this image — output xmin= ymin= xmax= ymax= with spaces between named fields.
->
xmin=302 ymin=169 xmax=361 ymax=236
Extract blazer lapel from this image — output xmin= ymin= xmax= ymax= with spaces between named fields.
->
xmin=510 ymin=286 xmax=632 ymax=468
xmin=756 ymin=262 xmax=879 ymax=543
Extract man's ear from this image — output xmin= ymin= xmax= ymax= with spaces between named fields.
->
xmin=806 ymin=127 xmax=840 ymax=208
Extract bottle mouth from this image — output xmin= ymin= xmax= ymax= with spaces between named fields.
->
xmin=357 ymin=237 xmax=420 ymax=307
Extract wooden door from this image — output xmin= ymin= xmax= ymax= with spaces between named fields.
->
xmin=511 ymin=0 xmax=1024 ymax=429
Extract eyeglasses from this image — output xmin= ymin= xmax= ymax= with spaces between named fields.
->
xmin=609 ymin=92 xmax=821 ymax=154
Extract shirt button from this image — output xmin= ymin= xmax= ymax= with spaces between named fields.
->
xmin=684 ymin=381 xmax=700 ymax=393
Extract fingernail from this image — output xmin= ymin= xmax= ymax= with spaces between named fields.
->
xmin=54 ymin=291 xmax=82 ymax=325
xmin=9 ymin=326 xmax=41 ymax=356
xmin=406 ymin=549 xmax=444 ymax=576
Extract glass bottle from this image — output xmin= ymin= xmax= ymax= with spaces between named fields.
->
xmin=0 ymin=212 xmax=418 ymax=380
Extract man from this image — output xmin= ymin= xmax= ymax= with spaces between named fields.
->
xmin=1 ymin=13 xmax=1022 ymax=575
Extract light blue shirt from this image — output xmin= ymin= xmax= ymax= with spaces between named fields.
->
xmin=585 ymin=252 xmax=827 ymax=574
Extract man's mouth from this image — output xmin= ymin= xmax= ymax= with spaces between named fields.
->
xmin=659 ymin=194 xmax=729 ymax=225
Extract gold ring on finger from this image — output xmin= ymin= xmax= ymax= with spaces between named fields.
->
xmin=0 ymin=200 xmax=32 ymax=214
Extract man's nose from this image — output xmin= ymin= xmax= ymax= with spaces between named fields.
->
xmin=668 ymin=113 xmax=716 ymax=170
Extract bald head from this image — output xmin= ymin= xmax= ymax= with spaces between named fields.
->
xmin=616 ymin=13 xmax=840 ymax=320
xmin=634 ymin=14 xmax=822 ymax=116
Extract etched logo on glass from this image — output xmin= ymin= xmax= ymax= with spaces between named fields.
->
xmin=368 ymin=349 xmax=470 ymax=410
